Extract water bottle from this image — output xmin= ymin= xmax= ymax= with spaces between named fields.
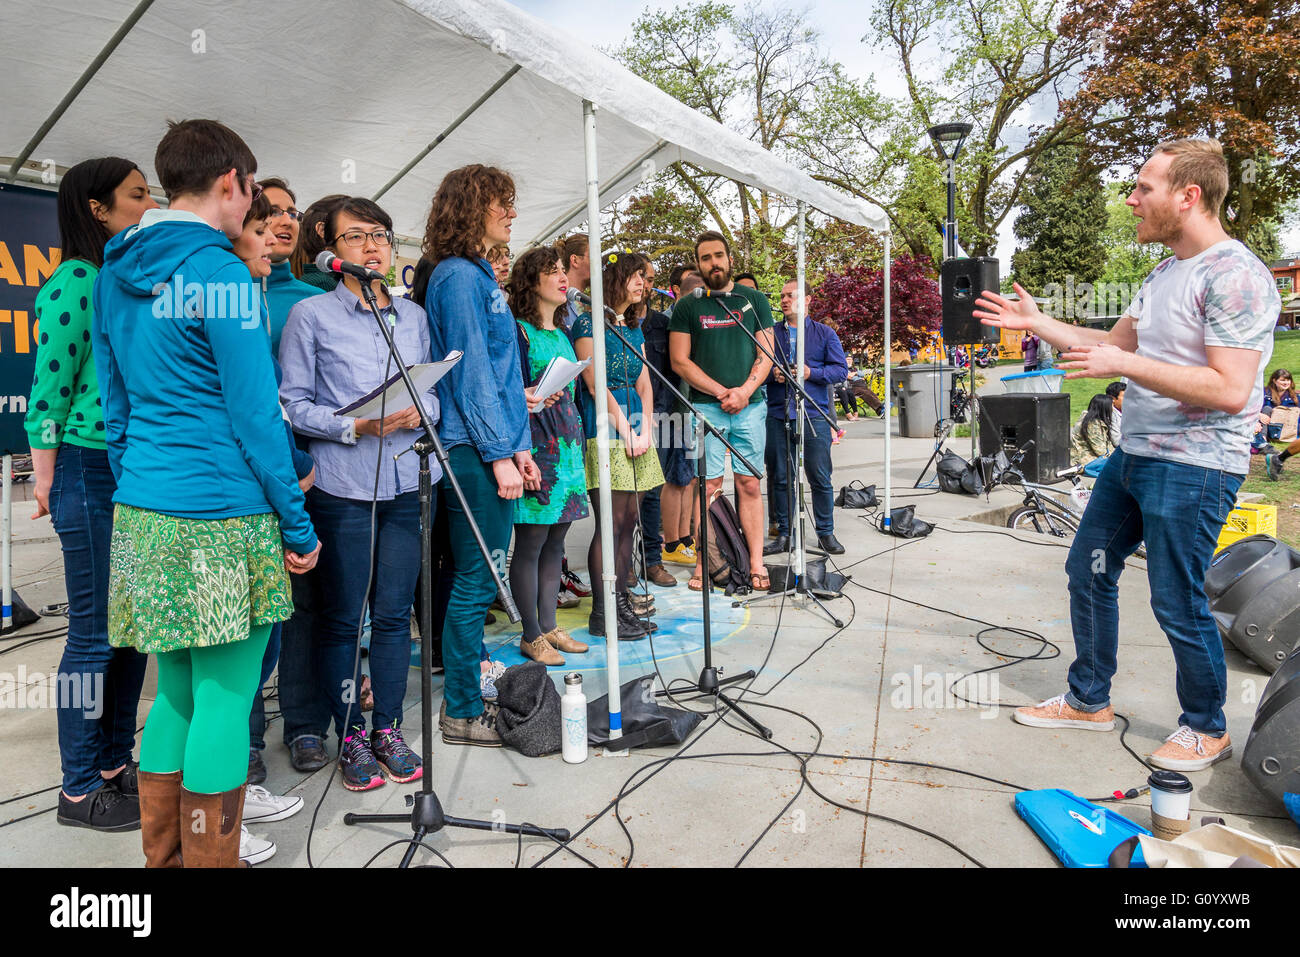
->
xmin=1068 ymin=484 xmax=1091 ymax=513
xmin=561 ymin=673 xmax=588 ymax=764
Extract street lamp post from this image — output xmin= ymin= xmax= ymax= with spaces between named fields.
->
xmin=928 ymin=122 xmax=972 ymax=261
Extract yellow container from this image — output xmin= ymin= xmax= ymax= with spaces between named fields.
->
xmin=1216 ymin=502 xmax=1278 ymax=551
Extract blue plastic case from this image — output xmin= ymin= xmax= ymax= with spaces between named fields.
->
xmin=1015 ymin=788 xmax=1150 ymax=868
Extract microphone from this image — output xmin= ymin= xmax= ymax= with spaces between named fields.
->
xmin=691 ymin=285 xmax=753 ymax=314
xmin=652 ymin=287 xmax=675 ymax=299
xmin=566 ymin=287 xmax=592 ymax=307
xmin=316 ymin=250 xmax=386 ymax=284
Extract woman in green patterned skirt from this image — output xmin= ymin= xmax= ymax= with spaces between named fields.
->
xmin=572 ymin=251 xmax=664 ymax=639
xmin=505 ymin=248 xmax=591 ymax=665
xmin=92 ymin=121 xmax=319 ymax=867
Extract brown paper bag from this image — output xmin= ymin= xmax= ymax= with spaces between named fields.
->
xmin=1270 ymin=405 xmax=1299 ymax=442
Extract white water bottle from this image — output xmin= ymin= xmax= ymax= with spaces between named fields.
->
xmin=1069 ymin=485 xmax=1091 ymax=513
xmin=561 ymin=673 xmax=588 ymax=764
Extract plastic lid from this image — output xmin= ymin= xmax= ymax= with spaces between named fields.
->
xmin=1147 ymin=770 xmax=1193 ymax=794
xmin=564 ymin=672 xmax=583 ymax=687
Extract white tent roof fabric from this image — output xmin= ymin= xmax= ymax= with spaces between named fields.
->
xmin=0 ymin=0 xmax=885 ymax=245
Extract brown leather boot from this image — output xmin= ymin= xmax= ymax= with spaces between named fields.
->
xmin=179 ymin=784 xmax=245 ymax=868
xmin=138 ymin=770 xmax=184 ymax=868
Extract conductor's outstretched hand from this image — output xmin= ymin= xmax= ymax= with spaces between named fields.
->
xmin=973 ymin=282 xmax=1043 ymax=331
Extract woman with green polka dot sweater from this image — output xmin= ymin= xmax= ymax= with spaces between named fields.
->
xmin=24 ymin=157 xmax=158 ymax=834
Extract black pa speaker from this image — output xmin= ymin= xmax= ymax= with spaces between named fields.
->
xmin=978 ymin=392 xmax=1070 ymax=484
xmin=941 ymin=257 xmax=1001 ymax=344
xmin=1205 ymin=534 xmax=1300 ymax=673
xmin=1242 ymin=643 xmax=1300 ymax=806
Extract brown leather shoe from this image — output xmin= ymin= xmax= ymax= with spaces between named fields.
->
xmin=545 ymin=628 xmax=588 ymax=654
xmin=645 ymin=564 xmax=677 ymax=587
xmin=180 ymin=785 xmax=245 ymax=868
xmin=138 ymin=770 xmax=184 ymax=868
xmin=520 ymin=635 xmax=565 ymax=666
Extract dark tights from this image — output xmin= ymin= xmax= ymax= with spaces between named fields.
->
xmin=509 ymin=522 xmax=571 ymax=641
xmin=587 ymin=491 xmax=642 ymax=607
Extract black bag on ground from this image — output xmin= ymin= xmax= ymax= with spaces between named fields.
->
xmin=494 ymin=661 xmax=562 ymax=757
xmin=586 ymin=675 xmax=704 ymax=751
xmin=835 ymin=481 xmax=879 ymax=509
xmin=936 ymin=450 xmax=984 ymax=495
xmin=704 ymin=489 xmax=751 ymax=594
xmin=886 ymin=504 xmax=933 ymax=538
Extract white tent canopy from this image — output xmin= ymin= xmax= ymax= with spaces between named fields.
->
xmin=0 ymin=0 xmax=885 ymax=243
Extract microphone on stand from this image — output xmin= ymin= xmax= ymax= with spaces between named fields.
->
xmin=316 ymin=250 xmax=387 ymax=284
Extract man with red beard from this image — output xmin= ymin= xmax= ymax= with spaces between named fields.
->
xmin=976 ymin=139 xmax=1279 ymax=772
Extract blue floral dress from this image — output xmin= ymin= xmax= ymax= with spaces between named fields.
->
xmin=514 ymin=323 xmax=590 ymax=525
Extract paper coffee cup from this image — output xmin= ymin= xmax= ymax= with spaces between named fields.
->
xmin=1148 ymin=770 xmax=1193 ymax=829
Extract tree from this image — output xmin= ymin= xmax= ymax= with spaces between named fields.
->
xmin=1061 ymin=0 xmax=1300 ymax=248
xmin=1011 ymin=144 xmax=1107 ymax=290
xmin=810 ymin=254 xmax=941 ymax=361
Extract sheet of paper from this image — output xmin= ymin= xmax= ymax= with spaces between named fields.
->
xmin=334 ymin=351 xmax=463 ymax=418
xmin=532 ymin=355 xmax=591 ymax=402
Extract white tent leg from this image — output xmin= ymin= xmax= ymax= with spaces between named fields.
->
xmin=2 ymin=454 xmax=11 ymax=630
xmin=883 ymin=235 xmax=892 ymax=530
xmin=583 ymin=100 xmax=625 ymax=752
xmin=794 ymin=201 xmax=807 ymax=579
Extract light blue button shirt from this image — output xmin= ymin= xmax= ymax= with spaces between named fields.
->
xmin=279 ymin=282 xmax=441 ymax=500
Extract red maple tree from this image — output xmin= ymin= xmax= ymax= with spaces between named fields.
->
xmin=809 ymin=254 xmax=941 ymax=362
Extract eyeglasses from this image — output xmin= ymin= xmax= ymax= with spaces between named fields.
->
xmin=244 ymin=175 xmax=263 ymax=202
xmin=270 ymin=206 xmax=303 ymax=222
xmin=335 ymin=228 xmax=393 ymax=248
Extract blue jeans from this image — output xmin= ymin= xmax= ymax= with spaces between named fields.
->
xmin=767 ymin=416 xmax=835 ymax=537
xmin=309 ymin=488 xmax=423 ymax=739
xmin=50 ymin=445 xmax=148 ymax=796
xmin=248 ymin=622 xmax=281 ymax=752
xmin=276 ymin=566 xmax=330 ymax=747
xmin=1063 ymin=449 xmax=1242 ymax=736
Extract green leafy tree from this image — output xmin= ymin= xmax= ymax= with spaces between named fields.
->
xmin=1011 ymin=145 xmax=1107 ymax=290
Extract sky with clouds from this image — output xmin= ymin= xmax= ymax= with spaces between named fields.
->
xmin=512 ymin=0 xmax=1297 ymax=261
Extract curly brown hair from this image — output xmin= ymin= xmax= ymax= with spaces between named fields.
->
xmin=421 ymin=164 xmax=516 ymax=267
xmin=507 ymin=248 xmax=567 ymax=330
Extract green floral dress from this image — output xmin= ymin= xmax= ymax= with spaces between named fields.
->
xmin=107 ymin=505 xmax=293 ymax=654
xmin=514 ymin=324 xmax=590 ymax=525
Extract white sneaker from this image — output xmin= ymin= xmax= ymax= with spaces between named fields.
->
xmin=243 ymin=784 xmax=304 ymax=824
xmin=239 ymin=825 xmax=276 ymax=865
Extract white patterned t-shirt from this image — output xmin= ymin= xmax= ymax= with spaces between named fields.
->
xmin=1121 ymin=239 xmax=1278 ymax=474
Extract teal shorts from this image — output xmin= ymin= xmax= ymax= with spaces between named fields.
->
xmin=695 ymin=400 xmax=766 ymax=479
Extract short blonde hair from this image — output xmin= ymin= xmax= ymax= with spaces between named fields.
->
xmin=1153 ymin=138 xmax=1229 ymax=216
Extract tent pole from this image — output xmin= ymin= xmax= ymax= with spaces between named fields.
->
xmin=371 ymin=65 xmax=522 ymax=203
xmin=2 ymin=454 xmax=11 ymax=630
xmin=583 ymin=99 xmax=624 ymax=750
xmin=794 ymin=202 xmax=807 ymax=580
xmin=883 ymin=234 xmax=892 ymax=531
xmin=5 ymin=0 xmax=156 ymax=182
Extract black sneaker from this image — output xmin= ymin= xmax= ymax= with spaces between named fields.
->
xmin=370 ymin=727 xmax=423 ymax=783
xmin=104 ymin=757 xmax=139 ymax=797
xmin=339 ymin=728 xmax=385 ymax=792
xmin=57 ymin=784 xmax=141 ymax=832
xmin=289 ymin=734 xmax=329 ymax=773
xmin=247 ymin=748 xmax=267 ymax=786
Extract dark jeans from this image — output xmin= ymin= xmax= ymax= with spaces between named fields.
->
xmin=640 ymin=485 xmax=663 ymax=565
xmin=767 ymin=416 xmax=835 ymax=537
xmin=309 ymin=488 xmax=423 ymax=740
xmin=276 ymin=566 xmax=330 ymax=747
xmin=442 ymin=445 xmax=513 ymax=720
xmin=248 ymin=622 xmax=281 ymax=752
xmin=50 ymin=444 xmax=148 ymax=796
xmin=1063 ymin=449 xmax=1242 ymax=736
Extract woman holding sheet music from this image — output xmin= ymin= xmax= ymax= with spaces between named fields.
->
xmin=506 ymin=248 xmax=591 ymax=665
xmin=279 ymin=197 xmax=437 ymax=792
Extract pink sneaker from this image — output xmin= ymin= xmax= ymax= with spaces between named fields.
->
xmin=1013 ymin=694 xmax=1115 ymax=731
xmin=1149 ymin=726 xmax=1232 ymax=772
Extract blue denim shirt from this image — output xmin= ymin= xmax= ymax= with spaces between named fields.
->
xmin=424 ymin=257 xmax=530 ymax=462
xmin=766 ymin=318 xmax=848 ymax=420
xmin=279 ymin=282 xmax=440 ymax=501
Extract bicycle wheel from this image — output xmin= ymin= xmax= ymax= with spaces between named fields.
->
xmin=1007 ymin=501 xmax=1080 ymax=538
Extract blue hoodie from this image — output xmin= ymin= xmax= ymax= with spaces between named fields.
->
xmin=92 ymin=209 xmax=317 ymax=553
xmin=263 ymin=260 xmax=318 ymax=358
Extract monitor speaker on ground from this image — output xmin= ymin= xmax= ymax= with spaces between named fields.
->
xmin=1205 ymin=534 xmax=1300 ymax=674
xmin=1242 ymin=643 xmax=1300 ymax=806
xmin=977 ymin=392 xmax=1070 ymax=484
xmin=941 ymin=257 xmax=1001 ymax=344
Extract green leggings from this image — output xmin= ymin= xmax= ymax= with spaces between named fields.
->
xmin=139 ymin=624 xmax=272 ymax=794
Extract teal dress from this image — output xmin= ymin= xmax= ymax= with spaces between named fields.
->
xmin=514 ymin=323 xmax=590 ymax=525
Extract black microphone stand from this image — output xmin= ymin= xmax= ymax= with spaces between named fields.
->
xmin=587 ymin=298 xmax=772 ymax=739
xmin=342 ymin=278 xmax=568 ymax=865
xmin=704 ymin=291 xmax=844 ymax=627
